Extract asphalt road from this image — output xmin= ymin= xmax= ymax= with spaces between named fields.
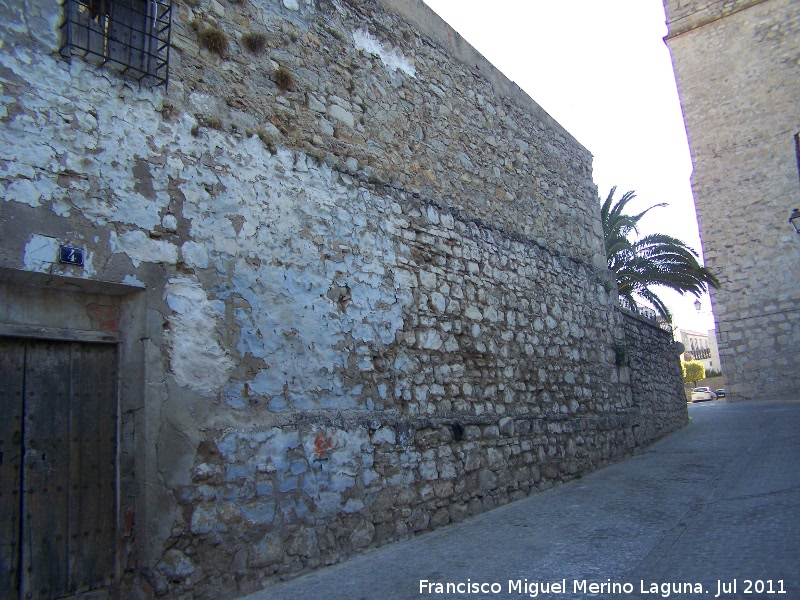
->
xmin=241 ymin=400 xmax=800 ymax=600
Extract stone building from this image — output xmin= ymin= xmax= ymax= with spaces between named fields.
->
xmin=0 ymin=1 xmax=686 ymax=598
xmin=662 ymin=0 xmax=800 ymax=402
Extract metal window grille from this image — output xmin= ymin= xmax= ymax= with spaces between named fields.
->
xmin=61 ymin=0 xmax=172 ymax=87
xmin=795 ymin=132 xmax=800 ymax=187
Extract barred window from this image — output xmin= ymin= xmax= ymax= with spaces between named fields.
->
xmin=61 ymin=0 xmax=172 ymax=87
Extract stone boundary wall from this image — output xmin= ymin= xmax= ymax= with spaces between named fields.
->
xmin=0 ymin=0 xmax=687 ymax=597
xmin=620 ymin=309 xmax=689 ymax=445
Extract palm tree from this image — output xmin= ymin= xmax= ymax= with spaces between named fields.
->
xmin=601 ymin=186 xmax=720 ymax=320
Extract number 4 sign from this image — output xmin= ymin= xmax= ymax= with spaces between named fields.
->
xmin=58 ymin=245 xmax=84 ymax=267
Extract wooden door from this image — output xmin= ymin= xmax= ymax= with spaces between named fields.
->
xmin=0 ymin=338 xmax=24 ymax=598
xmin=0 ymin=338 xmax=117 ymax=600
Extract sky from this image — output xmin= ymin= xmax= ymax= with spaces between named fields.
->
xmin=420 ymin=0 xmax=716 ymax=333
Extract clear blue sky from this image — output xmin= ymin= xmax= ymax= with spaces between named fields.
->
xmin=422 ymin=0 xmax=715 ymax=332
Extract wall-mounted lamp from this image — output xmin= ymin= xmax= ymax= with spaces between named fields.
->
xmin=694 ymin=299 xmax=702 ymax=312
xmin=790 ymin=208 xmax=800 ymax=235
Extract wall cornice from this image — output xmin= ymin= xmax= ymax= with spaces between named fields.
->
xmin=377 ymin=0 xmax=584 ymax=150
xmin=663 ymin=0 xmax=773 ymax=39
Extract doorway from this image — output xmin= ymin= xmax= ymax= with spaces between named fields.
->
xmin=0 ymin=337 xmax=117 ymax=600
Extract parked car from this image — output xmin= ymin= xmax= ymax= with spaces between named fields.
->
xmin=691 ymin=387 xmax=717 ymax=402
xmin=715 ymin=389 xmax=726 ymax=398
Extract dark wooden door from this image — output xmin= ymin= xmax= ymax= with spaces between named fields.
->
xmin=0 ymin=338 xmax=24 ymax=599
xmin=0 ymin=338 xmax=117 ymax=600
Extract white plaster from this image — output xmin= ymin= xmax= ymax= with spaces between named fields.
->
xmin=164 ymin=276 xmax=235 ymax=395
xmin=70 ymin=195 xmax=115 ymax=226
xmin=4 ymin=178 xmax=41 ymax=206
xmin=162 ymin=214 xmax=178 ymax=232
xmin=51 ymin=199 xmax=71 ymax=217
xmin=171 ymin=139 xmax=405 ymax=410
xmin=23 ymin=234 xmax=58 ymax=272
xmin=0 ymin=48 xmax=168 ymax=229
xmin=3 ymin=48 xmax=407 ymax=411
xmin=80 ymin=249 xmax=97 ymax=278
xmin=188 ymin=92 xmax=221 ymax=116
xmin=181 ymin=241 xmax=209 ymax=269
xmin=122 ymin=274 xmax=146 ymax=288
xmin=108 ymin=192 xmax=165 ymax=231
xmin=110 ymin=230 xmax=178 ymax=268
xmin=353 ymin=29 xmax=416 ymax=77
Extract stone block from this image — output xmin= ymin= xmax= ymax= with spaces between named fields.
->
xmin=499 ymin=417 xmax=515 ymax=436
xmin=430 ymin=507 xmax=450 ymax=528
xmin=349 ymin=519 xmax=375 ymax=548
xmin=482 ymin=425 xmax=500 ymax=439
xmin=478 ymin=469 xmax=497 ymax=490
xmin=408 ymin=508 xmax=430 ymax=532
xmin=371 ymin=427 xmax=396 ymax=445
xmin=287 ymin=529 xmax=321 ymax=558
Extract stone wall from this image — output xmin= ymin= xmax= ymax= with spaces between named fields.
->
xmin=0 ymin=0 xmax=686 ymax=598
xmin=621 ymin=310 xmax=688 ymax=445
xmin=662 ymin=0 xmax=800 ymax=402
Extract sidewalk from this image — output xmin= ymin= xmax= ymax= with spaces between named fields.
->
xmin=241 ymin=400 xmax=800 ymax=600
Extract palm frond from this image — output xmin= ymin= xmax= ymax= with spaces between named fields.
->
xmin=601 ymin=187 xmax=720 ymax=320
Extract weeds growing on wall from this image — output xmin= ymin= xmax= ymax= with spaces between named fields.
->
xmin=614 ymin=339 xmax=630 ymax=367
xmin=248 ymin=129 xmax=276 ymax=154
xmin=192 ymin=116 xmax=223 ymax=136
xmin=274 ymin=66 xmax=294 ymax=91
xmin=198 ymin=26 xmax=229 ymax=54
xmin=242 ymin=31 xmax=267 ymax=53
xmin=202 ymin=116 xmax=223 ymax=130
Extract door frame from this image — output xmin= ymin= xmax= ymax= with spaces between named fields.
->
xmin=0 ymin=268 xmax=146 ymax=599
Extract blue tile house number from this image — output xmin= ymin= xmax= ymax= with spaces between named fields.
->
xmin=58 ymin=245 xmax=84 ymax=266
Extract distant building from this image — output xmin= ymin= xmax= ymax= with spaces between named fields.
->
xmin=675 ymin=328 xmax=721 ymax=374
xmin=662 ymin=0 xmax=800 ymax=401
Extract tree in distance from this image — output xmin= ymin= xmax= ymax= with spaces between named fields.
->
xmin=683 ymin=360 xmax=705 ymax=387
xmin=601 ymin=187 xmax=720 ymax=321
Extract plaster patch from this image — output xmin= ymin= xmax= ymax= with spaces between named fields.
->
xmin=71 ymin=196 xmax=115 ymax=226
xmin=0 ymin=49 xmax=167 ymax=229
xmin=173 ymin=142 xmax=404 ymax=409
xmin=353 ymin=29 xmax=416 ymax=77
xmin=51 ymin=199 xmax=71 ymax=217
xmin=108 ymin=191 xmax=165 ymax=231
xmin=122 ymin=274 xmax=146 ymax=288
xmin=5 ymin=178 xmax=42 ymax=206
xmin=23 ymin=234 xmax=58 ymax=272
xmin=164 ymin=276 xmax=234 ymax=394
xmin=79 ymin=250 xmax=97 ymax=279
xmin=181 ymin=241 xmax=209 ymax=269
xmin=110 ymin=230 xmax=178 ymax=267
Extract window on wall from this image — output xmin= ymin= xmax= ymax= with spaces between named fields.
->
xmin=60 ymin=0 xmax=172 ymax=87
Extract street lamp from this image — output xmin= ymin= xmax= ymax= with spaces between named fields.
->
xmin=790 ymin=208 xmax=800 ymax=235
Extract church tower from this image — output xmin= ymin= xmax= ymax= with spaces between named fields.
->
xmin=662 ymin=0 xmax=800 ymax=401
